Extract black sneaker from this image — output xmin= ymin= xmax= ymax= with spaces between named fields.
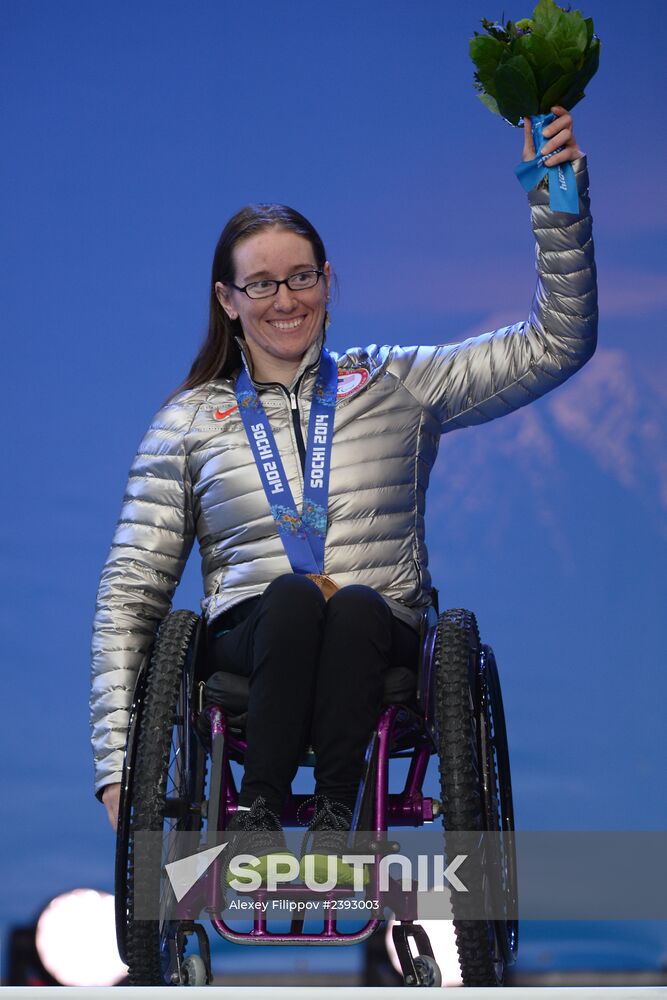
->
xmin=222 ymin=797 xmax=296 ymax=888
xmin=298 ymin=796 xmax=367 ymax=887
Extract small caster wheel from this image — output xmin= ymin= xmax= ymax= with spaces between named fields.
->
xmin=181 ymin=953 xmax=208 ymax=986
xmin=413 ymin=954 xmax=442 ymax=987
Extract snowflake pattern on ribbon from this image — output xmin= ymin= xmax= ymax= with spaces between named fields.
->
xmin=312 ymin=376 xmax=337 ymax=408
xmin=269 ymin=504 xmax=308 ymax=537
xmin=237 ymin=387 xmax=260 ymax=411
xmin=301 ymin=500 xmax=327 ymax=538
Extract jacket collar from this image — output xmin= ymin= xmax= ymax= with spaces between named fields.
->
xmin=234 ymin=331 xmax=326 ymax=392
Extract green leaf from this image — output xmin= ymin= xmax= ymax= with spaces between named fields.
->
xmin=562 ymin=88 xmax=586 ymax=112
xmin=539 ymin=72 xmax=573 ymax=111
xmin=570 ymin=10 xmax=590 ymax=53
xmin=534 ymin=60 xmax=566 ymax=96
xmin=495 ymin=55 xmax=540 ymax=121
xmin=498 ymin=44 xmax=514 ymax=63
xmin=514 ymin=32 xmax=557 ymax=75
xmin=495 ymin=104 xmax=522 ymax=127
xmin=513 ymin=34 xmax=565 ymax=98
xmin=549 ymin=8 xmax=588 ymax=54
xmin=477 ymin=91 xmax=501 ymax=116
xmin=501 ymin=53 xmax=539 ymax=99
xmin=474 ymin=74 xmax=498 ymax=99
xmin=585 ymin=35 xmax=601 ymax=75
xmin=557 ymin=45 xmax=585 ymax=73
xmin=532 ymin=0 xmax=562 ymax=37
xmin=470 ymin=34 xmax=506 ymax=84
xmin=558 ymin=40 xmax=600 ymax=106
xmin=536 ymin=33 xmax=600 ymax=111
xmin=584 ymin=16 xmax=594 ymax=46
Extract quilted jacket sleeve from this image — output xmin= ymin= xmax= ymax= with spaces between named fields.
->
xmin=90 ymin=393 xmax=199 ymax=796
xmin=387 ymin=155 xmax=597 ymax=430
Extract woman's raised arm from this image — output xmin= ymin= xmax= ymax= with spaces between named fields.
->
xmin=386 ymin=107 xmax=597 ymax=431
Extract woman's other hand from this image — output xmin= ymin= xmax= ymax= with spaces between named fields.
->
xmin=102 ymin=783 xmax=121 ymax=831
xmin=522 ymin=105 xmax=584 ymax=164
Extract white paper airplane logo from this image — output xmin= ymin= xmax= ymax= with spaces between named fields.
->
xmin=164 ymin=842 xmax=228 ymax=902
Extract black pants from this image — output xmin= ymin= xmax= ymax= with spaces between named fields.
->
xmin=206 ymin=574 xmax=419 ymax=816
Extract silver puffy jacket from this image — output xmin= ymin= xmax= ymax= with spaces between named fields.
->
xmin=91 ymin=156 xmax=597 ymax=794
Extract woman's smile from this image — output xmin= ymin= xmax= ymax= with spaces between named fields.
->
xmin=267 ymin=315 xmax=307 ymax=331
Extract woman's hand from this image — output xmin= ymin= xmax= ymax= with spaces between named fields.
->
xmin=102 ymin=783 xmax=121 ymax=831
xmin=522 ymin=105 xmax=584 ymax=164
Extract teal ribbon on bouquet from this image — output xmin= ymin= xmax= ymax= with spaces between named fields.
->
xmin=515 ymin=112 xmax=579 ymax=215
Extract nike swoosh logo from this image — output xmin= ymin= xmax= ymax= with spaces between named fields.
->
xmin=215 ymin=405 xmax=238 ymax=420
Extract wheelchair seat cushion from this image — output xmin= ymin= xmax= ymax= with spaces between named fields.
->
xmin=204 ymin=665 xmax=417 ymax=718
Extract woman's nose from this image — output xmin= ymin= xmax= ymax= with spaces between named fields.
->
xmin=273 ymin=282 xmax=297 ymax=310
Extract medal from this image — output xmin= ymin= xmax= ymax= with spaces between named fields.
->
xmin=304 ymin=573 xmax=340 ymax=601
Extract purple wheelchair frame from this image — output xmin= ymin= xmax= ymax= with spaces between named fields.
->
xmin=197 ymin=604 xmax=440 ymax=947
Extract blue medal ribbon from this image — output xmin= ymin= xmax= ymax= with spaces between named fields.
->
xmin=514 ymin=112 xmax=579 ymax=215
xmin=235 ymin=349 xmax=338 ymax=576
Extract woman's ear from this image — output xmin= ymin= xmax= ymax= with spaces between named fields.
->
xmin=215 ymin=281 xmax=238 ymax=320
xmin=214 ymin=281 xmax=228 ymax=307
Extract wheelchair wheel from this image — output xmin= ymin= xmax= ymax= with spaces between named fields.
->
xmin=433 ymin=609 xmax=517 ymax=986
xmin=480 ymin=644 xmax=519 ymax=965
xmin=117 ymin=610 xmax=208 ymax=985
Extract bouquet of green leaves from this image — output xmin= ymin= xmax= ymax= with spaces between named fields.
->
xmin=469 ymin=0 xmax=600 ymax=213
xmin=470 ymin=0 xmax=600 ymax=126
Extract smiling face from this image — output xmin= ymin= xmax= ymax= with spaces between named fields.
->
xmin=215 ymin=227 xmax=331 ymax=384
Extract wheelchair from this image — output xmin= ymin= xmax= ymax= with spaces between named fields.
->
xmin=114 ymin=592 xmax=518 ymax=988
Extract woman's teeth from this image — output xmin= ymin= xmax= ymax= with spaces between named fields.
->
xmin=268 ymin=317 xmax=305 ymax=331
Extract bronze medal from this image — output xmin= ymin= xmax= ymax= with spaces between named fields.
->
xmin=304 ymin=573 xmax=340 ymax=601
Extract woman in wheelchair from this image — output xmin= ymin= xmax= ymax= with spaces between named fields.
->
xmin=91 ymin=107 xmax=596 ymax=984
xmin=204 ymin=573 xmax=420 ymax=883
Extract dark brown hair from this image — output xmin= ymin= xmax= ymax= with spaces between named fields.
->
xmin=168 ymin=203 xmax=328 ymax=399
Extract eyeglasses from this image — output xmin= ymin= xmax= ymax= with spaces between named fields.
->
xmin=230 ymin=269 xmax=324 ymax=300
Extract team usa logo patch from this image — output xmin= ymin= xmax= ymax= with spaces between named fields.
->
xmin=336 ymin=368 xmax=370 ymax=399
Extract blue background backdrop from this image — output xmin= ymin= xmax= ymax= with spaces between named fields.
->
xmin=2 ymin=0 xmax=666 ymax=981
